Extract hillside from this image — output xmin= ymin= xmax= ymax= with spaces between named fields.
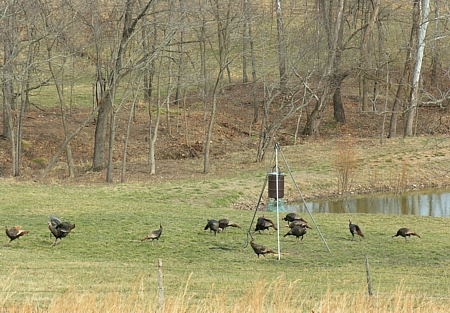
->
xmin=1 ymin=83 xmax=450 ymax=200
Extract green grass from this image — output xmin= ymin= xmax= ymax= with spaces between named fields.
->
xmin=1 ymin=180 xmax=450 ymax=310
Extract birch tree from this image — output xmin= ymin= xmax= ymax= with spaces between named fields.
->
xmin=404 ymin=0 xmax=430 ymax=137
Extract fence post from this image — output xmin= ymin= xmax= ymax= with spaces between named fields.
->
xmin=158 ymin=259 xmax=164 ymax=310
xmin=365 ymin=255 xmax=373 ymax=296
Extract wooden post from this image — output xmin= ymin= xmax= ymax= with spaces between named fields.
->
xmin=158 ymin=259 xmax=164 ymax=310
xmin=365 ymin=255 xmax=373 ymax=296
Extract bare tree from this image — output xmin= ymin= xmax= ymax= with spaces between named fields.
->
xmin=256 ymin=82 xmax=307 ymax=162
xmin=388 ymin=1 xmax=420 ymax=138
xmin=46 ymin=47 xmax=75 ymax=178
xmin=429 ymin=0 xmax=440 ymax=87
xmin=359 ymin=0 xmax=381 ymax=113
xmin=1 ymin=1 xmax=47 ymax=176
xmin=174 ymin=0 xmax=186 ymax=114
xmin=92 ymin=0 xmax=155 ymax=174
xmin=247 ymin=0 xmax=258 ymax=124
xmin=148 ymin=72 xmax=162 ymax=175
xmin=275 ymin=0 xmax=287 ymax=90
xmin=1 ymin=2 xmax=15 ymax=140
xmin=404 ymin=0 xmax=430 ymax=137
xmin=121 ymin=80 xmax=141 ymax=182
xmin=303 ymin=0 xmax=346 ymax=137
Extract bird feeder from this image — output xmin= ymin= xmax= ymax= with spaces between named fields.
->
xmin=268 ymin=167 xmax=284 ymax=212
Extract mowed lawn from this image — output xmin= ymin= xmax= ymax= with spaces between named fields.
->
xmin=1 ymin=180 xmax=450 ymax=310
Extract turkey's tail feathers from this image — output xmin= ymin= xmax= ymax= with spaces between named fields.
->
xmin=356 ymin=227 xmax=364 ymax=237
xmin=411 ymin=231 xmax=421 ymax=238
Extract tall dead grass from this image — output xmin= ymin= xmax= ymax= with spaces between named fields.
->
xmin=334 ymin=137 xmax=358 ymax=195
xmin=2 ymin=277 xmax=448 ymax=313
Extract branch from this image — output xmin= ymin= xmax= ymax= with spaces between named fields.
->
xmin=40 ymin=106 xmax=101 ymax=179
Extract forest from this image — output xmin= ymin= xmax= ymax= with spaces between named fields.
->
xmin=1 ymin=0 xmax=449 ymax=182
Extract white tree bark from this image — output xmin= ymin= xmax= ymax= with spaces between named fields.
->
xmin=405 ymin=0 xmax=430 ymax=137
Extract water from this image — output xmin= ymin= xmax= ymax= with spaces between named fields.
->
xmin=285 ymin=188 xmax=450 ymax=218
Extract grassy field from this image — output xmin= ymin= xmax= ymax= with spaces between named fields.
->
xmin=1 ymin=176 xmax=450 ymax=312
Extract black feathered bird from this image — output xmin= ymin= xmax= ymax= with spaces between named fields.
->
xmin=254 ymin=215 xmax=277 ymax=234
xmin=204 ymin=220 xmax=222 ymax=236
xmin=5 ymin=225 xmax=30 ymax=245
xmin=250 ymin=236 xmax=274 ymax=259
xmin=218 ymin=219 xmax=240 ymax=232
xmin=286 ymin=220 xmax=312 ymax=230
xmin=392 ymin=228 xmax=421 ymax=242
xmin=48 ymin=215 xmax=75 ymax=246
xmin=284 ymin=226 xmax=307 ymax=243
xmin=141 ymin=223 xmax=163 ymax=246
xmin=282 ymin=213 xmax=307 ymax=223
xmin=349 ymin=220 xmax=364 ymax=241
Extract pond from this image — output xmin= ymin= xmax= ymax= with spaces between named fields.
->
xmin=282 ymin=188 xmax=450 ymax=218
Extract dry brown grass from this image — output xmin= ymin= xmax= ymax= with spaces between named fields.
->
xmin=333 ymin=137 xmax=358 ymax=195
xmin=2 ymin=277 xmax=449 ymax=313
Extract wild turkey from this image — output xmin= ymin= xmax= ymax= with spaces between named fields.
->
xmin=5 ymin=225 xmax=30 ymax=245
xmin=283 ymin=226 xmax=307 ymax=243
xmin=282 ymin=213 xmax=307 ymax=223
xmin=392 ymin=228 xmax=421 ymax=242
xmin=218 ymin=219 xmax=240 ymax=232
xmin=48 ymin=215 xmax=75 ymax=246
xmin=204 ymin=219 xmax=222 ymax=236
xmin=349 ymin=220 xmax=364 ymax=241
xmin=254 ymin=215 xmax=277 ymax=234
xmin=250 ymin=236 xmax=274 ymax=259
xmin=141 ymin=223 xmax=163 ymax=246
xmin=286 ymin=220 xmax=312 ymax=230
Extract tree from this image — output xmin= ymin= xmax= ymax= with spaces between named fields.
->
xmin=404 ymin=0 xmax=430 ymax=137
xmin=388 ymin=1 xmax=420 ymax=138
xmin=1 ymin=1 xmax=47 ymax=176
xmin=256 ymin=82 xmax=307 ymax=162
xmin=303 ymin=0 xmax=347 ymax=137
xmin=275 ymin=0 xmax=287 ymax=90
xmin=359 ymin=0 xmax=381 ymax=113
xmin=91 ymin=0 xmax=155 ymax=174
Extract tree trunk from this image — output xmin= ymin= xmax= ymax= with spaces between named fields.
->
xmin=2 ymin=80 xmax=14 ymax=140
xmin=275 ymin=0 xmax=287 ymax=90
xmin=405 ymin=0 xmax=430 ymax=137
xmin=242 ymin=0 xmax=249 ymax=84
xmin=5 ymin=100 xmax=16 ymax=175
xmin=121 ymin=100 xmax=135 ymax=183
xmin=2 ymin=21 xmax=14 ymax=140
xmin=333 ymin=82 xmax=345 ymax=124
xmin=359 ymin=0 xmax=380 ymax=113
xmin=174 ymin=0 xmax=185 ymax=117
xmin=204 ymin=92 xmax=217 ymax=174
xmin=106 ymin=109 xmax=115 ymax=182
xmin=42 ymin=106 xmax=101 ymax=179
xmin=430 ymin=0 xmax=439 ymax=86
xmin=92 ymin=92 xmax=112 ymax=172
xmin=204 ymin=70 xmax=223 ymax=172
xmin=91 ymin=0 xmax=155 ymax=173
xmin=242 ymin=0 xmax=248 ymax=84
xmin=388 ymin=0 xmax=419 ymax=138
xmin=303 ymin=100 xmax=322 ymax=138
xmin=305 ymin=0 xmax=346 ymax=137
xmin=149 ymin=71 xmax=162 ymax=175
xmin=249 ymin=10 xmax=258 ymax=125
xmin=47 ymin=46 xmax=75 ymax=177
